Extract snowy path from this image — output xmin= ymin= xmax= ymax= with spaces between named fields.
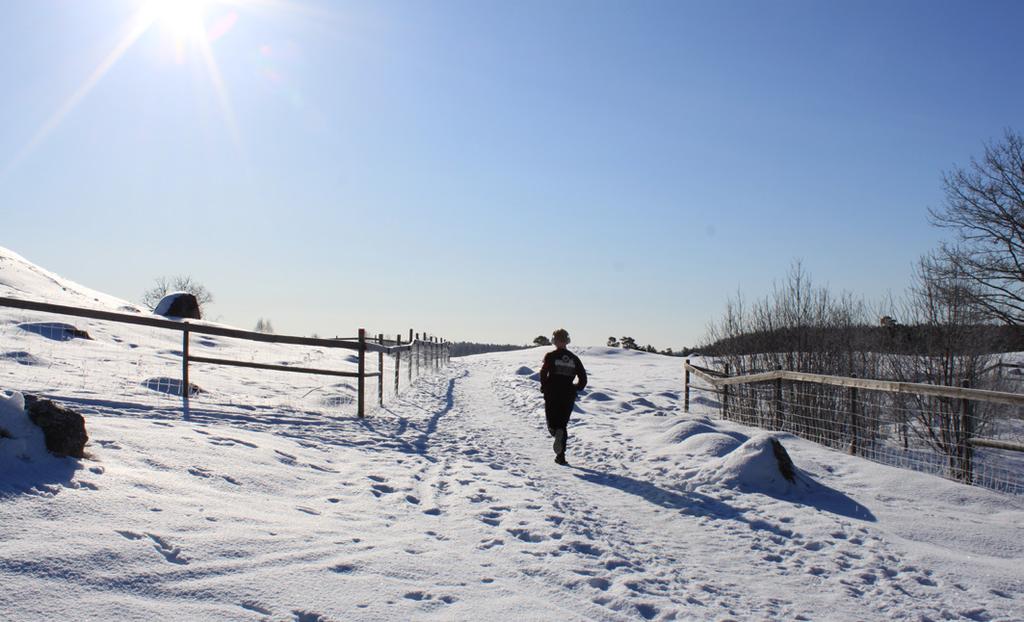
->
xmin=3 ymin=349 xmax=1023 ymax=621
xmin=345 ymin=354 xmax=1022 ymax=621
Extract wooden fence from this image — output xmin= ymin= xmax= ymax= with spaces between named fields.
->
xmin=683 ymin=359 xmax=1024 ymax=493
xmin=0 ymin=295 xmax=450 ymax=417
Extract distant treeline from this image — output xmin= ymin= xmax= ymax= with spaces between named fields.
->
xmin=450 ymin=342 xmax=531 ymax=358
xmin=704 ymin=324 xmax=1024 ymax=357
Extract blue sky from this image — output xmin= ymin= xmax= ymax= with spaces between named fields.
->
xmin=2 ymin=0 xmax=1023 ymax=348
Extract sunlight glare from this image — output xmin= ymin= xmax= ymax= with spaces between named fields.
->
xmin=146 ymin=0 xmax=210 ymax=41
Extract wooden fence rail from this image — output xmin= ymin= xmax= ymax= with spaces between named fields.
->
xmin=684 ymin=361 xmax=1024 ymax=408
xmin=683 ymin=359 xmax=1024 ymax=454
xmin=0 ymin=295 xmax=449 ymax=417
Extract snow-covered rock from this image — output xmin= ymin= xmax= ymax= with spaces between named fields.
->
xmin=692 ymin=433 xmax=802 ymax=495
xmin=0 ymin=391 xmax=50 ymax=465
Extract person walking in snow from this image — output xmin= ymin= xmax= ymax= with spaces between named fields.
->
xmin=540 ymin=328 xmax=587 ymax=465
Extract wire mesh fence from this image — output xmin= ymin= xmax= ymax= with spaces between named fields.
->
xmin=686 ymin=366 xmax=1024 ymax=495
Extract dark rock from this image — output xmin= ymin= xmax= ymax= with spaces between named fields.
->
xmin=770 ymin=437 xmax=796 ymax=483
xmin=154 ymin=292 xmax=201 ymax=319
xmin=23 ymin=395 xmax=88 ymax=459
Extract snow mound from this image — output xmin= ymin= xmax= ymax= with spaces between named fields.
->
xmin=514 ymin=366 xmax=534 ymax=376
xmin=662 ymin=419 xmax=719 ymax=444
xmin=629 ymin=397 xmax=657 ymax=409
xmin=585 ymin=391 xmax=614 ymax=402
xmin=677 ymin=432 xmax=742 ymax=458
xmin=693 ymin=434 xmax=802 ymax=496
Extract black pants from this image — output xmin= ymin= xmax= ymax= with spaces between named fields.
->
xmin=544 ymin=394 xmax=575 ymax=454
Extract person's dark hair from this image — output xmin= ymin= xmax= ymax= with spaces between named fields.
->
xmin=552 ymin=328 xmax=570 ymax=344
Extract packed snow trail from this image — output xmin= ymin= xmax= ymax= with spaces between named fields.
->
xmin=338 ymin=352 xmax=1022 ymax=621
xmin=2 ymin=348 xmax=1023 ymax=621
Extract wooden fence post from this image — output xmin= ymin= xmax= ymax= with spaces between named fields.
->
xmin=377 ymin=334 xmax=384 ymax=406
xmin=357 ymin=328 xmax=366 ymax=418
xmin=849 ymin=375 xmax=859 ymax=456
xmin=395 ymin=333 xmax=402 ymax=395
xmin=684 ymin=359 xmax=690 ymax=413
xmin=960 ymin=380 xmax=974 ymax=485
xmin=722 ymin=363 xmax=730 ymax=420
xmin=408 ymin=329 xmax=414 ymax=384
xmin=774 ymin=366 xmax=783 ymax=430
xmin=182 ymin=323 xmax=191 ymax=402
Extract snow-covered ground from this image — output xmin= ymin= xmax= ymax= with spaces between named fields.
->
xmin=2 ymin=247 xmax=1023 ymax=621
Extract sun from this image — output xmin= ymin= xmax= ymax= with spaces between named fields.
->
xmin=144 ymin=0 xmax=212 ymax=41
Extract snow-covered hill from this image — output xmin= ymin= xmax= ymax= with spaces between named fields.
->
xmin=1 ymin=247 xmax=1022 ymax=621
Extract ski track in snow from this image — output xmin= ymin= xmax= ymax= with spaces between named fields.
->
xmin=2 ymin=343 xmax=1023 ymax=620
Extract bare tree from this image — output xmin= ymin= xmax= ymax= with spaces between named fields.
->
xmin=142 ymin=276 xmax=214 ymax=315
xmin=254 ymin=318 xmax=274 ymax=334
xmin=886 ymin=254 xmax=996 ymax=483
xmin=929 ymin=129 xmax=1024 ymax=325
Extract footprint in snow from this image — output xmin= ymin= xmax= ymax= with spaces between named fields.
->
xmin=145 ymin=533 xmax=188 ymax=565
xmin=564 ymin=541 xmax=602 ymax=557
xmin=188 ymin=466 xmax=212 ymax=478
xmin=478 ymin=511 xmax=503 ymax=526
xmin=209 ymin=436 xmax=258 ymax=448
xmin=240 ymin=602 xmax=272 ymax=615
xmin=309 ymin=463 xmax=338 ymax=473
xmin=275 ymin=451 xmax=297 ymax=465
xmin=507 ymin=528 xmax=547 ymax=543
xmin=116 ymin=530 xmax=144 ymax=541
xmin=370 ymin=483 xmax=396 ymax=497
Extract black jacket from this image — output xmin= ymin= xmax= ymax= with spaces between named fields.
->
xmin=540 ymin=349 xmax=587 ymax=398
